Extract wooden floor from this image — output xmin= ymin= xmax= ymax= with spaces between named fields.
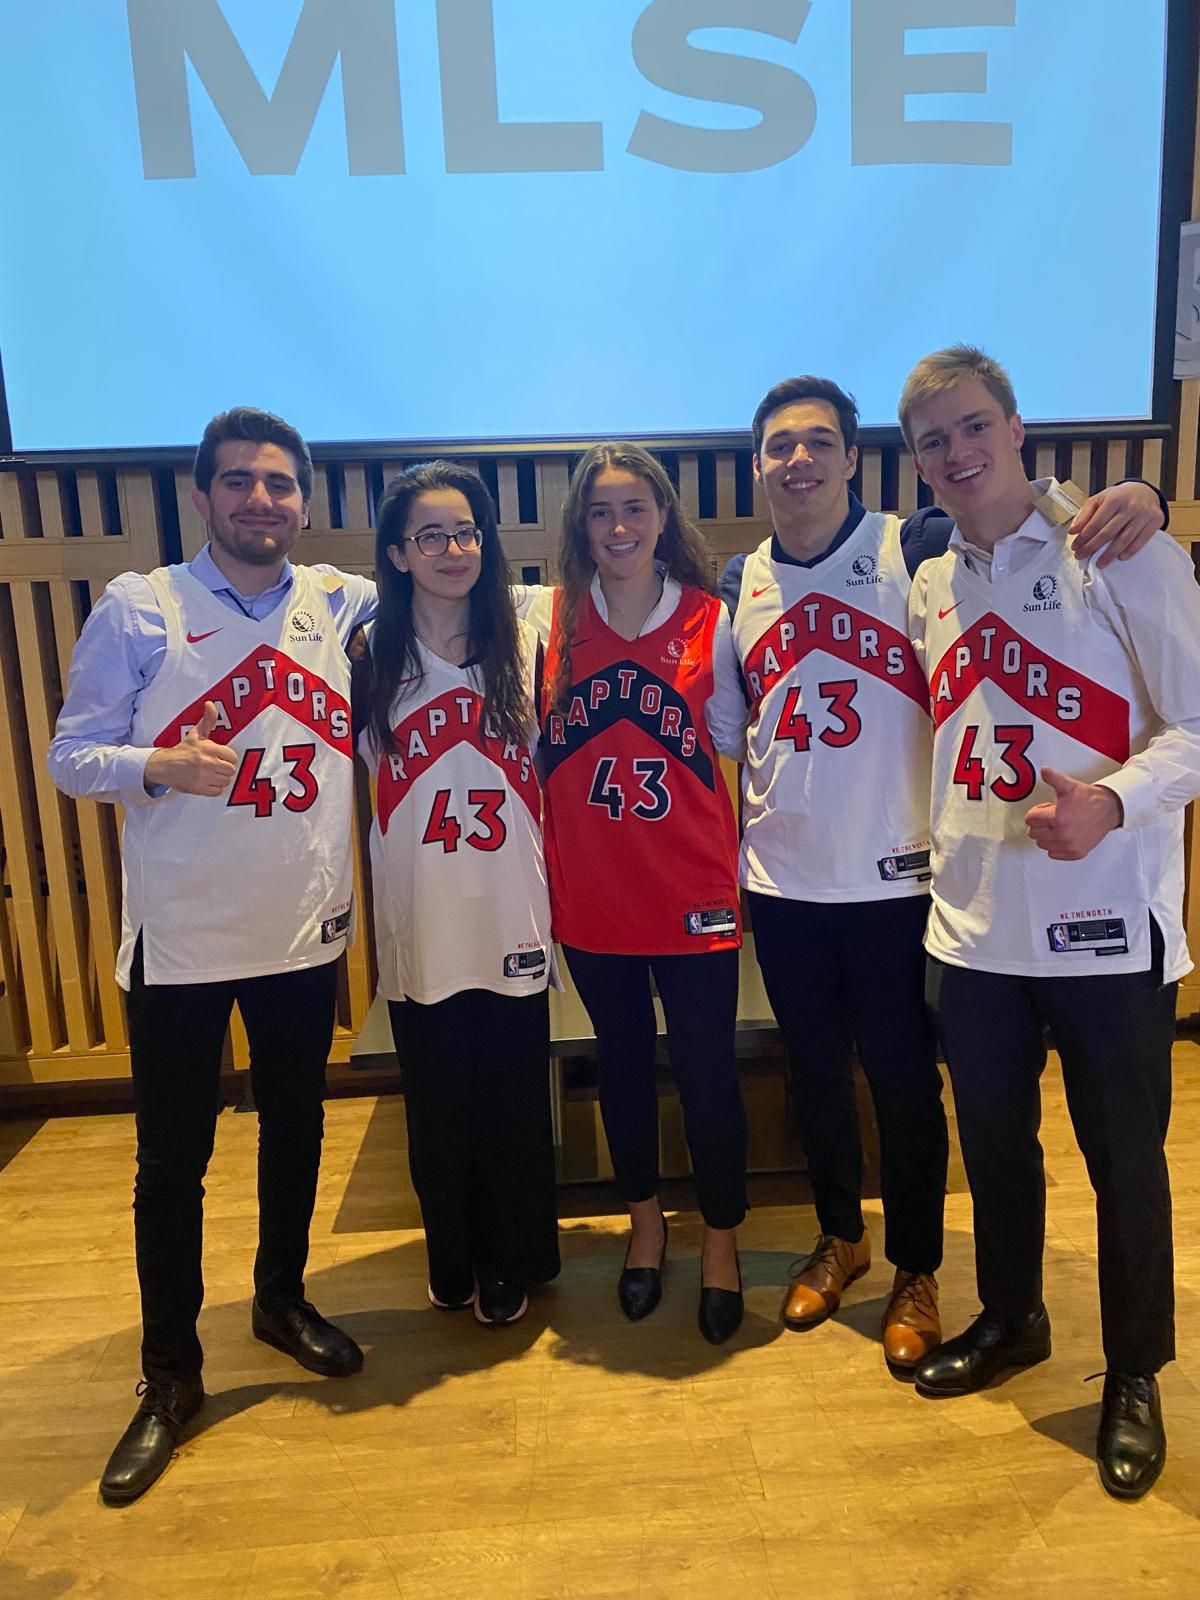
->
xmin=2 ymin=1048 xmax=1200 ymax=1600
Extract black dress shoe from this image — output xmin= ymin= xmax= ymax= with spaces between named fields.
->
xmin=618 ymin=1213 xmax=668 ymax=1322
xmin=1097 ymin=1372 xmax=1166 ymax=1500
xmin=252 ymin=1298 xmax=364 ymax=1376
xmin=100 ymin=1375 xmax=205 ymax=1505
xmin=698 ymin=1265 xmax=743 ymax=1346
xmin=914 ymin=1306 xmax=1050 ymax=1397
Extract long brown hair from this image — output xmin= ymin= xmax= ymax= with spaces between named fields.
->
xmin=550 ymin=443 xmax=714 ymax=709
xmin=367 ymin=461 xmax=529 ymax=753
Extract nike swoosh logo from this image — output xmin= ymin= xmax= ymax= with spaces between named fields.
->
xmin=751 ymin=586 xmax=772 ymax=599
xmin=186 ymin=628 xmax=223 ymax=643
xmin=937 ymin=604 xmax=962 ymax=621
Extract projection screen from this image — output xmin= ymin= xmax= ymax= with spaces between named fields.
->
xmin=0 ymin=1 xmax=1181 ymax=453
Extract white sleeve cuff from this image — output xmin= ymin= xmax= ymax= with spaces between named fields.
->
xmin=1096 ymin=767 xmax=1157 ymax=830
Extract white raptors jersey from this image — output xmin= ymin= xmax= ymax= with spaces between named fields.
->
xmin=120 ymin=565 xmax=355 ymax=986
xmin=364 ymin=623 xmax=552 ymax=1004
xmin=913 ymin=515 xmax=1190 ymax=980
xmin=731 ymin=513 xmax=933 ymax=902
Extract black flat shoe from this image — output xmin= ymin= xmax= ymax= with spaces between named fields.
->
xmin=1097 ymin=1372 xmax=1166 ymax=1500
xmin=617 ymin=1212 xmax=668 ymax=1321
xmin=100 ymin=1375 xmax=205 ymax=1505
xmin=915 ymin=1306 xmax=1050 ymax=1397
xmin=252 ymin=1297 xmax=363 ymax=1377
xmin=698 ymin=1265 xmax=743 ymax=1346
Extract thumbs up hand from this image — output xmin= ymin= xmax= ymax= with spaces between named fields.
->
xmin=1024 ymin=766 xmax=1123 ymax=860
xmin=143 ymin=701 xmax=240 ymax=796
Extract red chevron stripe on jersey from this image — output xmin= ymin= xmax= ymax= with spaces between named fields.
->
xmin=743 ymin=594 xmax=929 ymax=713
xmin=376 ymin=687 xmax=540 ymax=835
xmin=153 ymin=647 xmax=352 ymax=754
xmin=930 ymin=611 xmax=1130 ymax=763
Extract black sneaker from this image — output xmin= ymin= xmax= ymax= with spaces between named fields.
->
xmin=474 ymin=1281 xmax=529 ymax=1327
xmin=428 ymin=1282 xmax=477 ymax=1311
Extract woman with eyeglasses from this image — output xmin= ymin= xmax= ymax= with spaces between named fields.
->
xmin=360 ymin=461 xmax=559 ymax=1327
xmin=519 ymin=443 xmax=747 ymax=1344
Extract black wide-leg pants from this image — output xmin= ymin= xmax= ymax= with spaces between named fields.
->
xmin=387 ymin=987 xmax=560 ymax=1298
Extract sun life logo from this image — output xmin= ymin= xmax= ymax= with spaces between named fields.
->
xmin=663 ymin=637 xmax=685 ymax=661
xmin=847 ymin=551 xmax=881 ymax=588
xmin=1024 ymin=573 xmax=1062 ymax=614
xmin=288 ymin=607 xmax=324 ymax=642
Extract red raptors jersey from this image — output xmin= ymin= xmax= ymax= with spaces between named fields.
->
xmin=541 ymin=587 xmax=741 ymax=955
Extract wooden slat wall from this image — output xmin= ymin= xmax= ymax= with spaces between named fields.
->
xmin=1 ymin=39 xmax=1198 ymax=1087
xmin=0 ymin=423 xmax=1197 ymax=1087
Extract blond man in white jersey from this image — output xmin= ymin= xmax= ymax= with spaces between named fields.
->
xmin=904 ymin=346 xmax=1200 ymax=1501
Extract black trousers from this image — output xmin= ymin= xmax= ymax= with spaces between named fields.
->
xmin=388 ymin=988 xmax=560 ymax=1296
xmin=126 ymin=940 xmax=337 ymax=1383
xmin=748 ymin=891 xmax=947 ymax=1275
xmin=561 ymin=946 xmax=748 ymax=1230
xmin=926 ymin=930 xmax=1177 ymax=1373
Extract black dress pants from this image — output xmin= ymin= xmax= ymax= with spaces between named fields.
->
xmin=125 ymin=939 xmax=338 ymax=1383
xmin=561 ymin=946 xmax=747 ymax=1230
xmin=387 ymin=987 xmax=560 ymax=1298
xmin=926 ymin=928 xmax=1176 ymax=1373
xmin=748 ymin=891 xmax=947 ymax=1275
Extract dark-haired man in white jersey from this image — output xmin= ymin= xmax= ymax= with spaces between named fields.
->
xmin=49 ymin=407 xmax=377 ymax=1504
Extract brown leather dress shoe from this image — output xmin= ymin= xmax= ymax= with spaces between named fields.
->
xmin=783 ymin=1233 xmax=871 ymax=1329
xmin=882 ymin=1269 xmax=940 ymax=1375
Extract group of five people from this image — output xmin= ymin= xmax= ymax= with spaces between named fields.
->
xmin=48 ymin=344 xmax=1198 ymax=1508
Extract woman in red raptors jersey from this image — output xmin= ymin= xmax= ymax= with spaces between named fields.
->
xmin=361 ymin=462 xmax=559 ymax=1329
xmin=521 ymin=444 xmax=747 ymax=1343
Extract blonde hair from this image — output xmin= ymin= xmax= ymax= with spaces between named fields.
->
xmin=898 ymin=344 xmax=1018 ymax=452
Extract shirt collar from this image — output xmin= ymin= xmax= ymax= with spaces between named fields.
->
xmin=770 ymin=493 xmax=868 ymax=569
xmin=948 ymin=478 xmax=1057 ymax=560
xmin=589 ymin=564 xmax=681 ymax=634
xmin=190 ymin=542 xmax=296 ymax=603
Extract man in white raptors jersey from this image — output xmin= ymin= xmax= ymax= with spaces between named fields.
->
xmin=48 ymin=408 xmax=377 ymax=1504
xmin=902 ymin=346 xmax=1200 ymax=1502
xmin=709 ymin=376 xmax=1164 ymax=1376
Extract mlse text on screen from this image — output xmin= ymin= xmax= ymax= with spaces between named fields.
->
xmin=0 ymin=1 xmax=1173 ymax=450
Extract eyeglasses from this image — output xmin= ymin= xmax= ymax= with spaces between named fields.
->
xmin=403 ymin=526 xmax=484 ymax=557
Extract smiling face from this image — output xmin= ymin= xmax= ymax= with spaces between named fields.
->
xmin=388 ymin=487 xmax=482 ymax=602
xmin=192 ymin=440 xmax=308 ymax=567
xmin=584 ymin=467 xmax=668 ymax=584
xmin=907 ymin=375 xmax=1028 ymax=526
xmin=753 ymin=399 xmax=857 ymax=535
